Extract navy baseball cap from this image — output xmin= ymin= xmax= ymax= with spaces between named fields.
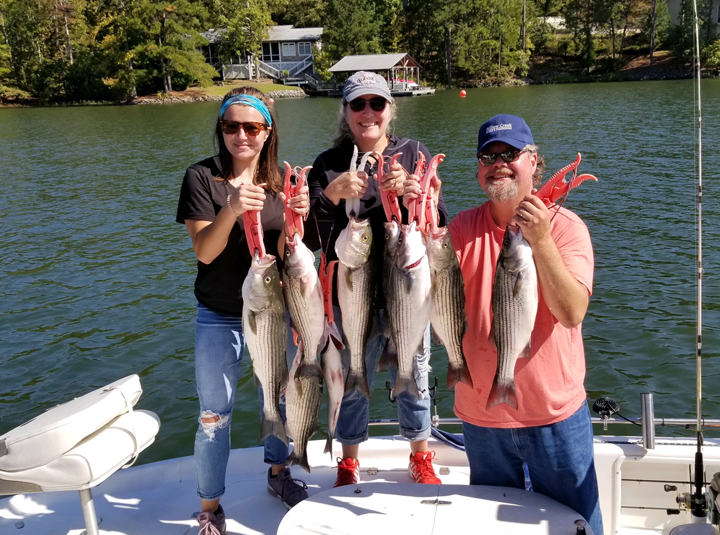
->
xmin=477 ymin=114 xmax=534 ymax=156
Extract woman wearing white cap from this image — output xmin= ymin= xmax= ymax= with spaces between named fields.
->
xmin=306 ymin=71 xmax=448 ymax=488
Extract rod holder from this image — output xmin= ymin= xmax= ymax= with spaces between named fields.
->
xmin=642 ymin=393 xmax=656 ymax=449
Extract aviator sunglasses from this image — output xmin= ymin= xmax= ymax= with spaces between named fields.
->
xmin=345 ymin=97 xmax=388 ymax=113
xmin=220 ymin=120 xmax=268 ymax=136
xmin=478 ymin=149 xmax=527 ymax=166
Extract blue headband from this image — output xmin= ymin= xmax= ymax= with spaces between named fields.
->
xmin=218 ymin=95 xmax=272 ymax=126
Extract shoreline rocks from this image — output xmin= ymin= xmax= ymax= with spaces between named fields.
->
xmin=131 ymin=88 xmax=306 ymax=105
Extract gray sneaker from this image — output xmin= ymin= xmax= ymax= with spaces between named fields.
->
xmin=267 ymin=467 xmax=309 ymax=509
xmin=197 ymin=504 xmax=226 ymax=535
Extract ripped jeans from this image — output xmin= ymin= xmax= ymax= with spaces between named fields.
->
xmin=334 ymin=306 xmax=432 ymax=445
xmin=194 ymin=303 xmax=293 ymax=501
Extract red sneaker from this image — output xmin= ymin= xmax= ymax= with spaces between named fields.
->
xmin=408 ymin=451 xmax=442 ymax=484
xmin=334 ymin=457 xmax=360 ymax=487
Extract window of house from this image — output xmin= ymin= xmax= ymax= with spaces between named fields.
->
xmin=298 ymin=42 xmax=312 ymax=56
xmin=262 ymin=42 xmax=280 ymax=62
xmin=282 ymin=42 xmax=296 ymax=57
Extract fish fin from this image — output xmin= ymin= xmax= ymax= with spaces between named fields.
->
xmin=285 ymin=449 xmax=311 ymax=474
xmin=247 ymin=311 xmax=257 ymax=334
xmin=297 ymin=359 xmax=324 ymax=380
xmin=489 ymin=316 xmax=496 ymax=348
xmin=324 ymin=433 xmax=334 ymax=457
xmin=328 ymin=322 xmax=345 ymax=349
xmin=345 ymin=370 xmax=370 ymax=399
xmin=252 ymin=372 xmax=262 ymax=389
xmin=512 ymin=272 xmax=524 ymax=298
xmin=345 ymin=269 xmax=353 ymax=292
xmin=394 ymin=373 xmax=421 ymax=400
xmin=377 ymin=338 xmax=398 ymax=371
xmin=520 ymin=342 xmax=532 ymax=359
xmin=261 ymin=411 xmax=288 ymax=445
xmin=486 ymin=380 xmax=518 ymax=410
xmin=447 ymin=360 xmax=474 ymax=390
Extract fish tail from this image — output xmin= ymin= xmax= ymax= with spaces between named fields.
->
xmin=261 ymin=410 xmax=288 ymax=445
xmin=324 ymin=432 xmax=333 ymax=456
xmin=285 ymin=449 xmax=311 ymax=474
xmin=485 ymin=380 xmax=518 ymax=410
xmin=377 ymin=338 xmax=398 ymax=371
xmin=447 ymin=361 xmax=474 ymax=390
xmin=296 ymin=359 xmax=324 ymax=381
xmin=394 ymin=373 xmax=420 ymax=400
xmin=345 ymin=370 xmax=370 ymax=399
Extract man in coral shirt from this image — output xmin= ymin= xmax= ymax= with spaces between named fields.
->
xmin=448 ymin=114 xmax=602 ymax=535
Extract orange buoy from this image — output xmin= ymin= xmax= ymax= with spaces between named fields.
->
xmin=460 ymin=90 xmax=467 ymax=98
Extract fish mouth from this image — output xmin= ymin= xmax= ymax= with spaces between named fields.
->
xmin=404 ymin=258 xmax=423 ymax=270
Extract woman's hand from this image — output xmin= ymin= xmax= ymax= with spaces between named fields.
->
xmin=229 ymin=183 xmax=266 ymax=216
xmin=279 ymin=185 xmax=310 ymax=217
xmin=324 ymin=171 xmax=368 ymax=205
xmin=379 ymin=161 xmax=407 ymax=195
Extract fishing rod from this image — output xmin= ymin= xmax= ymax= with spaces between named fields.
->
xmin=691 ymin=0 xmax=705 ymax=518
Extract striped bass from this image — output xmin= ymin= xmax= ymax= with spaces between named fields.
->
xmin=488 ymin=225 xmax=538 ymax=410
xmin=335 ymin=216 xmax=375 ymax=399
xmin=321 ymin=340 xmax=344 ymax=456
xmin=242 ymin=252 xmax=289 ymax=445
xmin=426 ymin=226 xmax=473 ymax=390
xmin=282 ymin=232 xmax=325 ymax=381
xmin=386 ymin=221 xmax=432 ymax=399
xmin=285 ymin=347 xmax=323 ymax=473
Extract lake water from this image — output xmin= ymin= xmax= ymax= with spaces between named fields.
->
xmin=2 ymin=79 xmax=720 ymax=465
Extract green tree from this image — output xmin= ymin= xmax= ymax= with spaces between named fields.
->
xmin=322 ymin=0 xmax=382 ymax=62
xmin=206 ymin=0 xmax=270 ymax=67
xmin=132 ymin=1 xmax=216 ymax=93
xmin=269 ymin=0 xmax=326 ymax=27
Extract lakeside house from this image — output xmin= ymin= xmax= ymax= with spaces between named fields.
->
xmin=200 ymin=25 xmax=323 ymax=86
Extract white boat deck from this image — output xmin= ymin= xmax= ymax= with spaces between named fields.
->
xmin=2 ymin=434 xmax=720 ymax=535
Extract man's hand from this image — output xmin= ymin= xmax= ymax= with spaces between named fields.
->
xmin=513 ymin=194 xmax=552 ymax=248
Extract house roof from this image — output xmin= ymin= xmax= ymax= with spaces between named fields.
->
xmin=201 ymin=26 xmax=323 ymax=45
xmin=329 ymin=54 xmax=419 ymax=73
xmin=266 ymin=25 xmax=323 ymax=42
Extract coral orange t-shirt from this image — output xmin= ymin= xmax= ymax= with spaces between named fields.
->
xmin=448 ymin=202 xmax=594 ymax=428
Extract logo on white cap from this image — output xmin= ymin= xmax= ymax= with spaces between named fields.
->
xmin=355 ymin=73 xmax=380 ymax=85
xmin=487 ymin=123 xmax=513 ymax=134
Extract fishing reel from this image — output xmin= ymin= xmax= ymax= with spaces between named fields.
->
xmin=592 ymin=396 xmax=620 ymax=431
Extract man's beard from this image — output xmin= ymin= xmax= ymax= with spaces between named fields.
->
xmin=485 ymin=180 xmax=518 ymax=202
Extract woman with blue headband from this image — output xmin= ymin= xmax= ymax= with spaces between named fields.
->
xmin=176 ymin=87 xmax=310 ymax=533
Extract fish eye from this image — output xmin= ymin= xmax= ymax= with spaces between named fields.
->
xmin=443 ymin=242 xmax=449 ymax=249
xmin=264 ymin=276 xmax=272 ymax=283
xmin=362 ymin=235 xmax=369 ymax=242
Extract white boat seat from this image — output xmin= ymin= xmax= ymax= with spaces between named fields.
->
xmin=0 ymin=375 xmax=160 ymax=535
xmin=0 ymin=374 xmax=143 ymax=472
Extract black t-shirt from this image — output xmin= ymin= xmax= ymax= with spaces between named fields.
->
xmin=176 ymin=156 xmax=285 ymax=316
xmin=306 ymin=135 xmax=449 ymax=308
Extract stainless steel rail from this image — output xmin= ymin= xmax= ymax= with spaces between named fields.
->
xmin=367 ymin=417 xmax=720 ymax=428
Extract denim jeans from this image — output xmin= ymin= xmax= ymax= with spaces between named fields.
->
xmin=194 ymin=304 xmax=294 ymax=501
xmin=463 ymin=402 xmax=603 ymax=535
xmin=334 ymin=306 xmax=432 ymax=445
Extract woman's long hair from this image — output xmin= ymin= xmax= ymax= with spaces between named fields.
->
xmin=214 ymin=87 xmax=282 ymax=193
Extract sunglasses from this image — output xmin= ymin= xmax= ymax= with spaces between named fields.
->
xmin=346 ymin=97 xmax=388 ymax=113
xmin=478 ymin=149 xmax=527 ymax=166
xmin=220 ymin=121 xmax=268 ymax=136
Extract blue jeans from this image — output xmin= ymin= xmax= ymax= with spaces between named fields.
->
xmin=334 ymin=306 xmax=432 ymax=445
xmin=194 ymin=304 xmax=293 ymax=501
xmin=463 ymin=402 xmax=603 ymax=535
